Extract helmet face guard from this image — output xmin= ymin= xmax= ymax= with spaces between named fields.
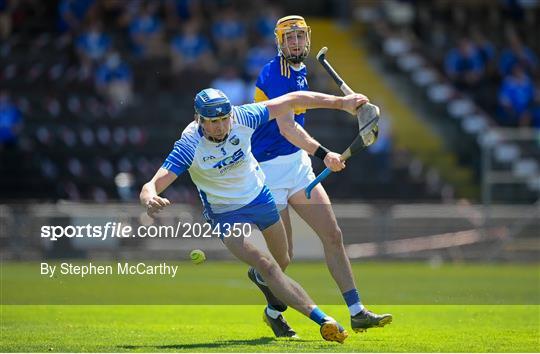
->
xmin=194 ymin=88 xmax=232 ymax=142
xmin=275 ymin=15 xmax=311 ymax=64
xmin=197 ymin=111 xmax=232 ymax=122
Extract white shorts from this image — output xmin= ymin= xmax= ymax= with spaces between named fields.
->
xmin=259 ymin=150 xmax=316 ymax=210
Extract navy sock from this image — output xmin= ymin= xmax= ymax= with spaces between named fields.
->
xmin=343 ymin=288 xmax=364 ymax=316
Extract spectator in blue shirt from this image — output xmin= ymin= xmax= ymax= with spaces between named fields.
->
xmin=57 ymin=0 xmax=95 ymax=33
xmin=499 ymin=32 xmax=538 ymax=77
xmin=498 ymin=64 xmax=535 ymax=127
xmin=211 ymin=6 xmax=247 ymax=60
xmin=170 ymin=20 xmax=215 ymax=74
xmin=531 ymin=104 xmax=540 ymax=129
xmin=368 ymin=115 xmax=393 ymax=182
xmin=128 ymin=2 xmax=164 ymax=58
xmin=523 ymin=84 xmax=540 ymax=129
xmin=76 ymin=20 xmax=111 ymax=76
xmin=244 ymin=38 xmax=275 ymax=81
xmin=444 ymin=37 xmax=485 ymax=90
xmin=254 ymin=4 xmax=280 ymax=42
xmin=95 ymin=52 xmax=133 ymax=107
xmin=165 ymin=0 xmax=201 ymax=30
xmin=0 ymin=90 xmax=22 ymax=149
xmin=471 ymin=28 xmax=496 ymax=76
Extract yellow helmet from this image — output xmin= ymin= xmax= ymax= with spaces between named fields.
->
xmin=275 ymin=15 xmax=311 ymax=64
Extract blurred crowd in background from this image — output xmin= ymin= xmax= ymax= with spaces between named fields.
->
xmin=0 ymin=0 xmax=290 ymax=202
xmin=1 ymin=0 xmax=282 ymax=110
xmin=0 ymin=0 xmax=538 ymax=203
xmin=417 ymin=1 xmax=539 ymax=128
xmin=372 ymin=0 xmax=539 ymax=128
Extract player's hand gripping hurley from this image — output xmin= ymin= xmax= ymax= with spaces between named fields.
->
xmin=305 ymin=47 xmax=380 ymax=199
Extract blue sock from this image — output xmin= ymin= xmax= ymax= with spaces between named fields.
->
xmin=343 ymin=289 xmax=364 ymax=316
xmin=309 ymin=307 xmax=328 ymax=325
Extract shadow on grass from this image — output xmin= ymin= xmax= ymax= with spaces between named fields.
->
xmin=119 ymin=336 xmax=318 ymax=350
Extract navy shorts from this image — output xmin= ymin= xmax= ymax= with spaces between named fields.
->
xmin=205 ymin=185 xmax=280 ymax=238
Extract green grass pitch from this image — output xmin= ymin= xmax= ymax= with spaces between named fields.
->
xmin=1 ymin=261 xmax=539 ymax=352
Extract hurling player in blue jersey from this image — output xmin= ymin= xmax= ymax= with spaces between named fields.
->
xmin=251 ymin=15 xmax=392 ymax=337
xmin=140 ymin=88 xmax=369 ymax=343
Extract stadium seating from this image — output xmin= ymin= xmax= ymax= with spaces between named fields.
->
xmin=0 ymin=2 xmax=454 ymax=202
xmin=355 ymin=1 xmax=540 ymax=203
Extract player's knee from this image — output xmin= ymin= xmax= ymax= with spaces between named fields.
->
xmin=256 ymin=257 xmax=281 ymax=280
xmin=323 ymin=226 xmax=344 ymax=248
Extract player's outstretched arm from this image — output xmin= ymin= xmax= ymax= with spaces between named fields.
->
xmin=263 ymin=91 xmax=369 ymax=119
xmin=275 ymin=112 xmax=345 ymax=172
xmin=140 ymin=167 xmax=177 ymax=217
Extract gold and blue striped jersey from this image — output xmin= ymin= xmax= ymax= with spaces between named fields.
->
xmin=252 ymin=55 xmax=309 ymax=162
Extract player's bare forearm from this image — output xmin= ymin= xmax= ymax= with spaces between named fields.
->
xmin=276 ymin=114 xmax=344 ymax=171
xmin=276 ymin=113 xmax=319 ymax=155
xmin=140 ymin=168 xmax=177 ymax=199
xmin=265 ymin=91 xmax=342 ymax=119
xmin=289 ymin=91 xmax=344 ymax=111
xmin=140 ymin=168 xmax=177 ymax=216
xmin=265 ymin=91 xmax=368 ymax=119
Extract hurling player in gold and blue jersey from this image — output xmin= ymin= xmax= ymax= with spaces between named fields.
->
xmin=249 ymin=15 xmax=393 ymax=338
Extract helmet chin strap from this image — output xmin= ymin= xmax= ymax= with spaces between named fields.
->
xmin=281 ymin=44 xmax=308 ymax=65
xmin=287 ymin=55 xmax=304 ymax=64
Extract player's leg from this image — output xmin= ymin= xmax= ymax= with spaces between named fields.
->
xmin=248 ymin=190 xmax=294 ymax=337
xmin=246 ymin=219 xmax=294 ymax=337
xmin=247 ymin=154 xmax=299 ymax=318
xmin=249 ymin=211 xmax=295 ymax=337
xmin=290 ymin=184 xmax=355 ymax=292
xmin=279 ymin=206 xmax=295 ymax=262
xmin=246 ymin=187 xmax=294 ymax=334
xmin=288 ymin=184 xmax=393 ymax=331
xmin=258 ymin=159 xmax=295 ymax=264
xmin=223 ymin=222 xmax=348 ymax=343
xmin=262 ymin=207 xmax=291 ymax=271
xmin=261 ymin=187 xmax=293 ymax=269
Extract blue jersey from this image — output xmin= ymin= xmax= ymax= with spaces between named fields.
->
xmin=252 ymin=55 xmax=308 ymax=162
